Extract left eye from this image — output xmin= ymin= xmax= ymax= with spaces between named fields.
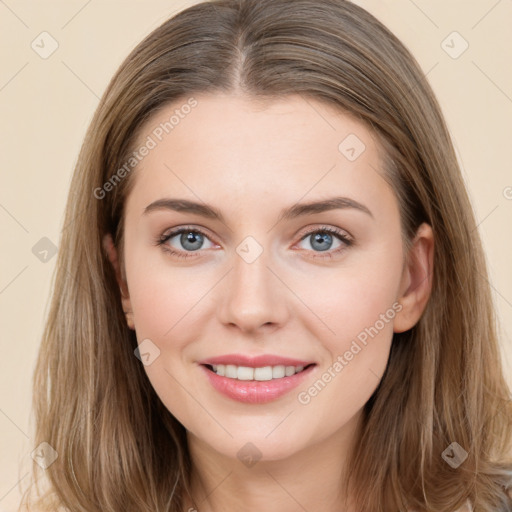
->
xmin=296 ymin=228 xmax=352 ymax=254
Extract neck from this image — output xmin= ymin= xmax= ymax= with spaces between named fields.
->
xmin=182 ymin=411 xmax=362 ymax=512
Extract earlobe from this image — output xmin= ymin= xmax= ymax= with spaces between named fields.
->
xmin=393 ymin=223 xmax=434 ymax=333
xmin=102 ymin=233 xmax=135 ymax=330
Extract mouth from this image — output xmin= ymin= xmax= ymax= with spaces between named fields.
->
xmin=202 ymin=363 xmax=316 ymax=381
xmin=199 ymin=362 xmax=317 ymax=404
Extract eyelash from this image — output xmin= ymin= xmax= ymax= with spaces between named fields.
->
xmin=155 ymin=225 xmax=353 ymax=260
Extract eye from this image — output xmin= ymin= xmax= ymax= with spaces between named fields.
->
xmin=295 ymin=226 xmax=353 ymax=258
xmin=156 ymin=227 xmax=216 ymax=259
xmin=155 ymin=225 xmax=353 ymax=260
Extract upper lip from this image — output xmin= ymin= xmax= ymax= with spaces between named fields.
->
xmin=199 ymin=354 xmax=315 ymax=368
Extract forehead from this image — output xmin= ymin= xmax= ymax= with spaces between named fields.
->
xmin=125 ymin=92 xmax=394 ymax=218
xmin=135 ymin=92 xmax=378 ymax=165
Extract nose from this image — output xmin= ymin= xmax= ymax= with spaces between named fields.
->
xmin=216 ymin=244 xmax=290 ymax=334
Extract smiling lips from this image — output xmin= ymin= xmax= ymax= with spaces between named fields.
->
xmin=209 ymin=363 xmax=307 ymax=381
xmin=198 ymin=353 xmax=317 ymax=404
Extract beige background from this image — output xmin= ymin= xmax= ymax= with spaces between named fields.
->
xmin=1 ymin=0 xmax=511 ymax=509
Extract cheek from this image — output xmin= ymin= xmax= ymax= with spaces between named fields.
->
xmin=293 ymin=241 xmax=403 ymax=406
xmin=129 ymin=269 xmax=209 ymax=337
xmin=125 ymin=261 xmax=214 ymax=427
xmin=123 ymin=223 xmax=214 ymax=342
xmin=296 ymin=242 xmax=403 ymax=347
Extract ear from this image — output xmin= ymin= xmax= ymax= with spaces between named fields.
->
xmin=102 ymin=233 xmax=135 ymax=330
xmin=393 ymin=222 xmax=434 ymax=333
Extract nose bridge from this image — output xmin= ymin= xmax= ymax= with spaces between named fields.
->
xmin=217 ymin=235 xmax=287 ymax=331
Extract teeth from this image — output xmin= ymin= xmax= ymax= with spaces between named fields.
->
xmin=209 ymin=364 xmax=307 ymax=381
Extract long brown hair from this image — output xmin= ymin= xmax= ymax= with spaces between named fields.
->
xmin=21 ymin=0 xmax=512 ymax=510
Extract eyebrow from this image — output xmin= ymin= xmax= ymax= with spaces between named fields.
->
xmin=143 ymin=196 xmax=373 ymax=222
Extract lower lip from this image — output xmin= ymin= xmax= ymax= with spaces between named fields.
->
xmin=200 ymin=364 xmax=316 ymax=404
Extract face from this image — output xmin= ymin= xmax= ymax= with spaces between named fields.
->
xmin=108 ymin=92 xmax=432 ymax=463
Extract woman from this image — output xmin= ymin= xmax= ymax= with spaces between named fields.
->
xmin=23 ymin=0 xmax=512 ymax=510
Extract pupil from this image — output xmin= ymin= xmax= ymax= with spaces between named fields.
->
xmin=312 ymin=232 xmax=332 ymax=251
xmin=182 ymin=231 xmax=203 ymax=251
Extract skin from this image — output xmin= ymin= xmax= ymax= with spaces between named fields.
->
xmin=104 ymin=92 xmax=434 ymax=512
